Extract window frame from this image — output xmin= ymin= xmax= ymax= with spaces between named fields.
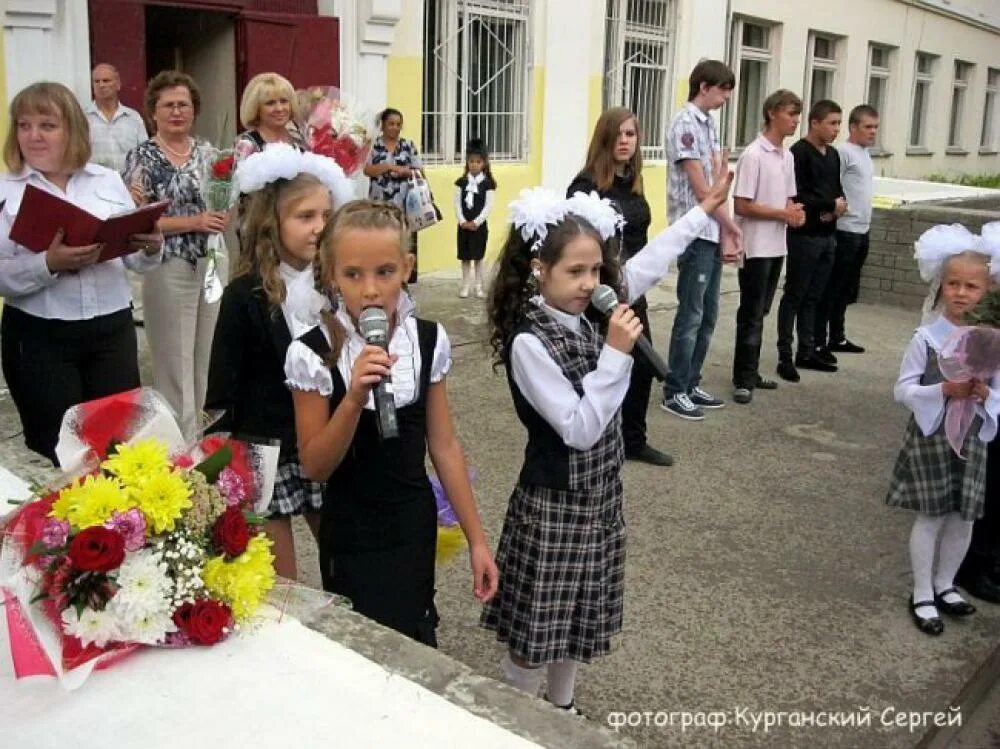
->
xmin=864 ymin=43 xmax=894 ymax=152
xmin=981 ymin=67 xmax=999 ymax=153
xmin=726 ymin=15 xmax=779 ymax=151
xmin=948 ymin=59 xmax=974 ymax=152
xmin=802 ymin=30 xmax=842 ymax=134
xmin=908 ymin=51 xmax=937 ymax=152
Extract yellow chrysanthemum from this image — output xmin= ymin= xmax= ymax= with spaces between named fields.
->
xmin=202 ymin=534 xmax=275 ymax=621
xmin=129 ymin=470 xmax=193 ymax=535
xmin=49 ymin=474 xmax=132 ymax=529
xmin=102 ymin=439 xmax=171 ymax=488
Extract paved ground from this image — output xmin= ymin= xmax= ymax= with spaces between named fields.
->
xmin=3 ymin=264 xmax=999 ymax=748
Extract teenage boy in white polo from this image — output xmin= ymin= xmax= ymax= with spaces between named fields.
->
xmin=661 ymin=60 xmax=742 ymax=421
xmin=731 ymin=90 xmax=806 ymax=404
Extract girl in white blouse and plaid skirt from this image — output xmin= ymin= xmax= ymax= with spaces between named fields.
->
xmin=482 ymin=174 xmax=731 ymax=713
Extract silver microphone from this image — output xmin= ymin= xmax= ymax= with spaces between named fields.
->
xmin=590 ymin=284 xmax=669 ymax=382
xmin=357 ymin=306 xmax=399 ymax=440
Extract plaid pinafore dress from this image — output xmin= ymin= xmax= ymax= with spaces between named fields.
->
xmin=885 ymin=342 xmax=988 ymax=521
xmin=481 ymin=305 xmax=626 ymax=666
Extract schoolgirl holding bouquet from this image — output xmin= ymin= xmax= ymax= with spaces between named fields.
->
xmin=205 ymin=144 xmax=355 ymax=580
xmin=885 ymin=223 xmax=1000 ymax=636
xmin=284 ymin=199 xmax=498 ymax=645
xmin=480 ymin=170 xmax=731 ymax=713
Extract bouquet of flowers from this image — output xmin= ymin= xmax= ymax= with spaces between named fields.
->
xmin=200 ymin=147 xmax=237 ymax=303
xmin=429 ymin=467 xmax=476 ymax=565
xmin=1 ymin=389 xmax=278 ymax=689
xmin=298 ymin=86 xmax=373 ymax=176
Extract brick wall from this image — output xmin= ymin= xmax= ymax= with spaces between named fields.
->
xmin=861 ymin=201 xmax=1000 ymax=309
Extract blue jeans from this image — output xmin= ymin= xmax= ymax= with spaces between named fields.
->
xmin=664 ymin=238 xmax=722 ymax=397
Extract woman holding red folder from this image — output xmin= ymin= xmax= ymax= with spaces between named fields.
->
xmin=0 ymin=81 xmax=163 ymax=464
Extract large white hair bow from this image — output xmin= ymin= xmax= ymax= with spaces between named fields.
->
xmin=913 ymin=223 xmax=979 ymax=282
xmin=564 ymin=190 xmax=626 ymax=241
xmin=235 ymin=142 xmax=356 ymax=208
xmin=508 ymin=187 xmax=567 ymax=245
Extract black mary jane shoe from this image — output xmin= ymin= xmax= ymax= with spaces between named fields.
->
xmin=910 ymin=597 xmax=944 ymax=636
xmin=934 ymin=587 xmax=977 ymax=616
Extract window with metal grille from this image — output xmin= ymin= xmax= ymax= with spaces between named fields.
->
xmin=727 ymin=16 xmax=779 ymax=149
xmin=909 ymin=52 xmax=936 ymax=148
xmin=602 ymin=0 xmax=676 ymax=161
xmin=982 ymin=68 xmax=999 ymax=152
xmin=422 ymin=0 xmax=530 ymax=164
xmin=949 ymin=60 xmax=974 ymax=149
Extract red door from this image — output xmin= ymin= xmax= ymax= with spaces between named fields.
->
xmin=88 ymin=0 xmax=147 ymax=111
xmin=237 ymin=12 xmax=340 ymax=127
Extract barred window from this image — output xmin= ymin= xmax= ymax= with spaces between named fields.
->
xmin=602 ymin=0 xmax=676 ymax=161
xmin=422 ymin=0 xmax=531 ymax=164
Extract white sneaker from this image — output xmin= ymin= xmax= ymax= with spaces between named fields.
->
xmin=458 ymin=284 xmax=470 ymax=298
xmin=474 ymin=284 xmax=486 ymax=298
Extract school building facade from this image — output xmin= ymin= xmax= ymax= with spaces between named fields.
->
xmin=1 ymin=0 xmax=998 ymax=271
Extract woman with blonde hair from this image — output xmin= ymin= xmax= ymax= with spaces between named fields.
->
xmin=0 ymin=81 xmax=163 ymax=463
xmin=234 ymin=72 xmax=306 ymax=161
xmin=567 ymin=107 xmax=672 ymax=467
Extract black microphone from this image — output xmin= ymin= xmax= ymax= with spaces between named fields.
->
xmin=357 ymin=306 xmax=399 ymax=440
xmin=590 ymin=284 xmax=669 ymax=382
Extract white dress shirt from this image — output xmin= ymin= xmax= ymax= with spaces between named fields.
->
xmin=510 ymin=205 xmax=710 ymax=450
xmin=0 ymin=164 xmax=162 ymax=320
xmin=895 ymin=315 xmax=1000 ymax=440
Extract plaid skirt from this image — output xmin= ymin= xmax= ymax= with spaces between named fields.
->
xmin=269 ymin=452 xmax=325 ymax=517
xmin=481 ymin=478 xmax=626 ymax=666
xmin=885 ymin=416 xmax=988 ymax=521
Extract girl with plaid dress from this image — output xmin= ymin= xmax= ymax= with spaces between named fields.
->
xmin=206 ymin=145 xmax=355 ymax=579
xmin=886 ymin=225 xmax=1000 ymax=636
xmin=285 ymin=200 xmax=498 ymax=646
xmin=482 ymin=173 xmax=732 ymax=712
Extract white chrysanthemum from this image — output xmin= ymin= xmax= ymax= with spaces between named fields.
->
xmin=112 ymin=549 xmax=174 ymax=618
xmin=913 ymin=223 xmax=979 ymax=281
xmin=508 ymin=187 xmax=566 ymax=242
xmin=116 ymin=608 xmax=177 ymax=646
xmin=565 ymin=190 xmax=625 ymax=241
xmin=62 ymin=607 xmax=121 ymax=648
xmin=235 ymin=142 xmax=356 ymax=208
xmin=978 ymin=221 xmax=1000 ymax=280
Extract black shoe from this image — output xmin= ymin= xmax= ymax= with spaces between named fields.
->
xmin=625 ymin=444 xmax=674 ymax=466
xmin=754 ymin=376 xmax=779 ymax=390
xmin=828 ymin=338 xmax=865 ymax=353
xmin=794 ymin=354 xmax=838 ymax=372
xmin=814 ymin=347 xmax=838 ymax=365
xmin=544 ymin=693 xmax=586 ymax=718
xmin=934 ymin=587 xmax=977 ymax=616
xmin=733 ymin=387 xmax=753 ymax=404
xmin=776 ymin=359 xmax=800 ymax=382
xmin=910 ymin=596 xmax=944 ymax=636
xmin=958 ymin=574 xmax=1000 ymax=604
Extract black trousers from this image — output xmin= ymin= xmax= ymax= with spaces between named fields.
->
xmin=815 ymin=230 xmax=870 ymax=348
xmin=621 ymin=298 xmax=653 ymax=453
xmin=733 ymin=256 xmax=784 ymax=389
xmin=959 ymin=437 xmax=1000 ymax=581
xmin=1 ymin=306 xmax=140 ymax=465
xmin=776 ymin=234 xmax=835 ymax=360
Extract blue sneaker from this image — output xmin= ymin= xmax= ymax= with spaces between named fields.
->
xmin=660 ymin=393 xmax=705 ymax=421
xmin=689 ymin=386 xmax=724 ymax=409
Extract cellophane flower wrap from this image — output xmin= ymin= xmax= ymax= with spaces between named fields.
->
xmin=298 ymin=86 xmax=373 ymax=176
xmin=199 ymin=146 xmax=237 ymax=304
xmin=0 ymin=388 xmax=279 ymax=689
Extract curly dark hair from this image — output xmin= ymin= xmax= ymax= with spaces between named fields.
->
xmin=487 ymin=214 xmax=623 ymax=369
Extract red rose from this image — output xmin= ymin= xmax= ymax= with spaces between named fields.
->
xmin=211 ymin=155 xmax=235 ymax=180
xmin=212 ymin=507 xmax=250 ymax=558
xmin=200 ymin=435 xmax=227 ymax=456
xmin=67 ymin=527 xmax=125 ymax=572
xmin=172 ymin=599 xmax=233 ymax=646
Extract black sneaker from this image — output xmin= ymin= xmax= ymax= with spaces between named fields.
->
xmin=795 ymin=354 xmax=838 ymax=372
xmin=814 ymin=347 xmax=838 ymax=366
xmin=828 ymin=338 xmax=865 ymax=354
xmin=754 ymin=376 xmax=779 ymax=390
xmin=625 ymin=444 xmax=674 ymax=466
xmin=733 ymin=387 xmax=753 ymax=404
xmin=660 ymin=393 xmax=705 ymax=421
xmin=776 ymin=359 xmax=800 ymax=382
xmin=689 ymin=386 xmax=725 ymax=409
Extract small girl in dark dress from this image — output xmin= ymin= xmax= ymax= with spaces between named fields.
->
xmin=886 ymin=224 xmax=1000 ymax=636
xmin=454 ymin=139 xmax=497 ymax=299
xmin=284 ymin=200 xmax=498 ymax=645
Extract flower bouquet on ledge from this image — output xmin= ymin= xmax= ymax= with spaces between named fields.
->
xmin=298 ymin=86 xmax=373 ymax=176
xmin=0 ymin=388 xmax=279 ymax=689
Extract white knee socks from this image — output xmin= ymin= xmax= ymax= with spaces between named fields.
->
xmin=546 ymin=660 xmax=579 ymax=708
xmin=934 ymin=513 xmax=974 ymax=603
xmin=910 ymin=513 xmax=945 ymax=616
xmin=501 ymin=653 xmax=543 ymax=696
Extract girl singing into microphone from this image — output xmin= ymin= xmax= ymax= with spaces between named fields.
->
xmin=481 ymin=168 xmax=732 ymax=713
xmin=284 ymin=199 xmax=498 ymax=645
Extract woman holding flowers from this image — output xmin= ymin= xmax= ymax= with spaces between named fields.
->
xmin=123 ymin=70 xmax=232 ymax=440
xmin=0 ymin=81 xmax=163 ymax=465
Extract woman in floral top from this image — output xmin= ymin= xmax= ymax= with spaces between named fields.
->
xmin=364 ymin=108 xmax=423 ymax=281
xmin=123 ymin=70 xmax=231 ymax=441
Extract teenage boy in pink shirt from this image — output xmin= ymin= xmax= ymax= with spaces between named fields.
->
xmin=731 ymin=90 xmax=806 ymax=404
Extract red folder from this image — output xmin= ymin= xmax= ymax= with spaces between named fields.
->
xmin=9 ymin=183 xmax=169 ymax=263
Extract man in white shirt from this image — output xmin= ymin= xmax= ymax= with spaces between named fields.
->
xmin=815 ymin=104 xmax=878 ymax=355
xmin=85 ymin=63 xmax=148 ymax=174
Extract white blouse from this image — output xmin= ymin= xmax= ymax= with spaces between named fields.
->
xmin=278 ymin=262 xmax=327 ymax=339
xmin=284 ymin=292 xmax=452 ymax=409
xmin=509 ymin=204 xmax=711 ymax=451
xmin=0 ymin=164 xmax=162 ymax=320
xmin=895 ymin=315 xmax=1000 ymax=441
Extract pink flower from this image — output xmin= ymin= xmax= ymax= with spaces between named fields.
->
xmin=104 ymin=508 xmax=147 ymax=552
xmin=173 ymin=454 xmax=195 ymax=469
xmin=216 ymin=467 xmax=247 ymax=508
xmin=41 ymin=518 xmax=70 ymax=548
